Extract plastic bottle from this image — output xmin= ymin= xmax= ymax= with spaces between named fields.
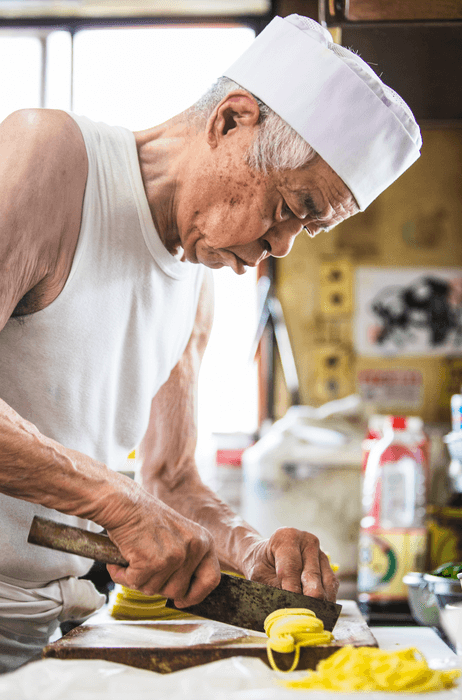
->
xmin=426 ymin=393 xmax=462 ymax=571
xmin=440 ymin=392 xmax=462 ymax=507
xmin=451 ymin=392 xmax=462 ymax=433
xmin=357 ymin=416 xmax=429 ymax=622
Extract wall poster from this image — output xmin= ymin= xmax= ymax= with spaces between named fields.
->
xmin=355 ymin=268 xmax=462 ymax=356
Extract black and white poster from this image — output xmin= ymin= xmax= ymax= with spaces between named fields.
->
xmin=355 ymin=268 xmax=462 ymax=356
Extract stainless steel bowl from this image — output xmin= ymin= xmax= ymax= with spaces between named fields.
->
xmin=423 ymin=573 xmax=462 ymax=611
xmin=403 ymin=572 xmax=440 ymax=626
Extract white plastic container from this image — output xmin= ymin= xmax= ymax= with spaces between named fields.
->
xmin=241 ymin=403 xmax=364 ymax=575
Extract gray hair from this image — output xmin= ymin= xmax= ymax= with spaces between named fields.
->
xmin=190 ymin=77 xmax=317 ymax=174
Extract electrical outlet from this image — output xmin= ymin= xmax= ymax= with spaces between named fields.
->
xmin=320 ymin=259 xmax=353 ymax=316
xmin=313 ymin=345 xmax=352 ymax=402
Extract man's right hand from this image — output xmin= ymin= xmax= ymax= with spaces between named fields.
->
xmin=0 ymin=396 xmax=220 ymax=608
xmin=104 ymin=494 xmax=221 ymax=606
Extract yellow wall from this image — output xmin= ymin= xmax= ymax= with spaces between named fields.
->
xmin=277 ymin=129 xmax=462 ymax=423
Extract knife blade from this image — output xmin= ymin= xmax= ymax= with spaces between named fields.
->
xmin=28 ymin=515 xmax=341 ymax=632
xmin=166 ymin=574 xmax=341 ymax=632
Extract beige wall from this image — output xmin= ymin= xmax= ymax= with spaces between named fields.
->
xmin=276 ymin=129 xmax=462 ymax=423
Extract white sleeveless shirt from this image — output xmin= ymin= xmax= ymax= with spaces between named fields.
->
xmin=0 ymin=113 xmax=205 ymax=584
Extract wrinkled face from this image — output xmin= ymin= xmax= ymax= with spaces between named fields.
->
xmin=177 ymin=145 xmax=359 ymax=274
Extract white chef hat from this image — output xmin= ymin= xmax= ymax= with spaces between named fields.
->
xmin=223 ymin=15 xmax=422 ymax=211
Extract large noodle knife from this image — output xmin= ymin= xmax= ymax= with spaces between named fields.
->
xmin=28 ymin=515 xmax=342 ymax=632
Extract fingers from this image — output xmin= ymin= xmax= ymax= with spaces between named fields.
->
xmin=173 ymin=550 xmax=221 ymax=607
xmin=105 ymin=561 xmax=167 ymax=593
xmin=107 ymin=547 xmax=221 ymax=606
xmin=318 ymin=551 xmax=340 ymax=603
xmin=268 ymin=527 xmax=326 ymax=597
xmin=104 ymin=499 xmax=222 ymax=604
xmin=298 ymin=538 xmax=339 ymax=601
xmin=106 ymin=563 xmax=133 ymax=589
xmin=251 ymin=527 xmax=339 ymax=602
xmin=275 ymin=542 xmax=304 ymax=595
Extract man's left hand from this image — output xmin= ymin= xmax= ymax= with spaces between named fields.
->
xmin=240 ymin=526 xmax=339 ymax=602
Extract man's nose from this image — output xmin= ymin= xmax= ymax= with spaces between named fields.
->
xmin=266 ymin=220 xmax=304 ymax=258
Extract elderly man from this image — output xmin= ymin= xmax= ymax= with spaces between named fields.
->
xmin=0 ymin=15 xmax=421 ymax=671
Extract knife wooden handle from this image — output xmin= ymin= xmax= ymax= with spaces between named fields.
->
xmin=28 ymin=515 xmax=128 ymax=567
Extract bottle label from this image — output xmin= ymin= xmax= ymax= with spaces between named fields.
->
xmin=379 ymin=457 xmax=426 ymax=528
xmin=452 ymin=394 xmax=462 ymax=432
xmin=357 ymin=528 xmax=427 ymax=601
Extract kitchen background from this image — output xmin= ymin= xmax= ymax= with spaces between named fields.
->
xmin=1 ymin=0 xmax=462 ymax=622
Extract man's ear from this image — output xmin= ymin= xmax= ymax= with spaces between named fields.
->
xmin=206 ymin=90 xmax=260 ymax=148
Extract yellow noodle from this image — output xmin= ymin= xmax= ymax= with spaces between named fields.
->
xmin=282 ymin=646 xmax=460 ymax=692
xmin=264 ymin=608 xmax=334 ymax=672
xmin=109 ymin=587 xmax=190 ymax=620
xmin=109 ymin=571 xmax=244 ymax=621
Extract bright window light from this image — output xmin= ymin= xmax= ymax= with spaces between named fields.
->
xmin=0 ymin=24 xmax=259 ymax=455
xmin=199 ymin=266 xmax=258 ymax=434
xmin=0 ymin=34 xmax=41 ymax=122
xmin=73 ymin=25 xmax=255 ymax=130
xmin=45 ymin=30 xmax=72 ymax=110
xmin=72 ymin=25 xmax=259 ymax=440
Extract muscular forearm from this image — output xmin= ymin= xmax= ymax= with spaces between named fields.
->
xmin=0 ymin=397 xmax=141 ymax=528
xmin=0 ymin=397 xmax=222 ymax=604
xmin=145 ymin=471 xmax=261 ymax=574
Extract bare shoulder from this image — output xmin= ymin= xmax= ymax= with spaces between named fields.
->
xmin=0 ymin=108 xmax=86 ymax=163
xmin=0 ymin=109 xmax=88 ymax=327
xmin=0 ymin=107 xmax=84 ymax=143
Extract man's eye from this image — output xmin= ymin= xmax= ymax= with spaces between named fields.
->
xmin=281 ymin=201 xmax=292 ymax=218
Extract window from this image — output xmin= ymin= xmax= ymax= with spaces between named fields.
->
xmin=72 ymin=25 xmax=255 ymax=130
xmin=0 ymin=33 xmax=42 ymax=121
xmin=0 ymin=23 xmax=259 ymax=466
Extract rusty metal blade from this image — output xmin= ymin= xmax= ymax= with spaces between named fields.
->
xmin=166 ymin=573 xmax=342 ymax=632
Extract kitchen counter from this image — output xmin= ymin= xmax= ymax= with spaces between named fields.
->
xmin=374 ymin=625 xmax=457 ymax=661
xmin=0 ymin=616 xmax=460 ymax=699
